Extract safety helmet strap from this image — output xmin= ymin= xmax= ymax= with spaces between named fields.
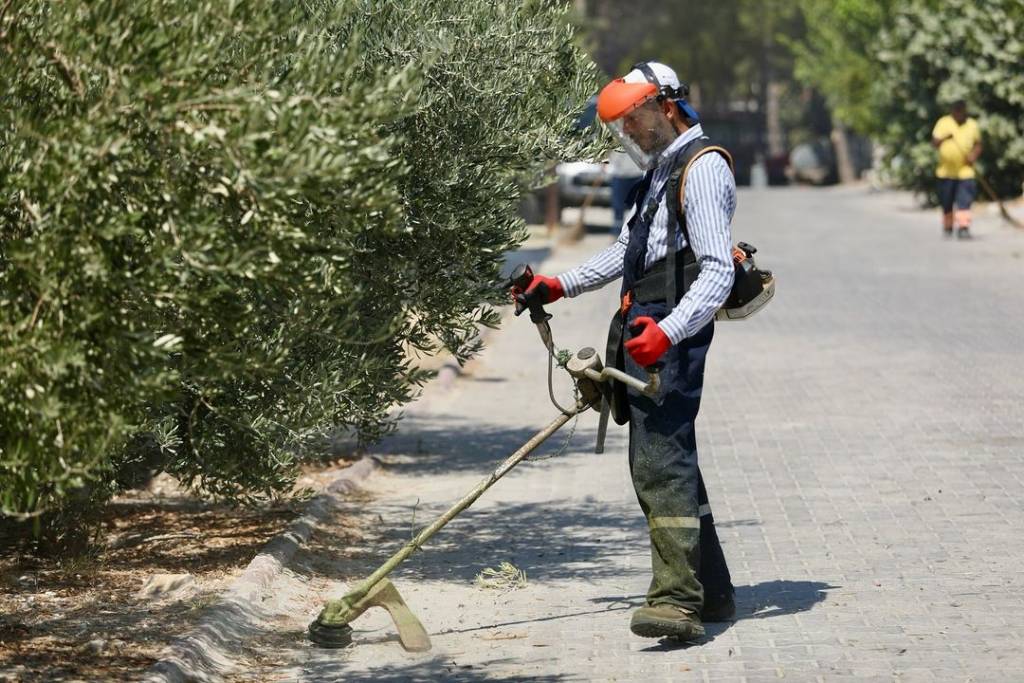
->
xmin=630 ymin=61 xmax=689 ymax=101
xmin=631 ymin=61 xmax=700 ymax=122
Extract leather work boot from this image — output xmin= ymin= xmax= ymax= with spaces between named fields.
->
xmin=630 ymin=604 xmax=705 ymax=641
xmin=700 ymin=592 xmax=736 ymax=622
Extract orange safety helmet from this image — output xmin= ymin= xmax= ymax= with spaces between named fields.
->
xmin=596 ymin=79 xmax=658 ymax=123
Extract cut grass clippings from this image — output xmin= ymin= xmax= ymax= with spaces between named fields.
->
xmin=474 ymin=562 xmax=527 ymax=592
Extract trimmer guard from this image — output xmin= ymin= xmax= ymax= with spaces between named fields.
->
xmin=716 ymin=273 xmax=775 ymax=321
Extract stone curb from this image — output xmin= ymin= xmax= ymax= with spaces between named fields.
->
xmin=144 ymin=455 xmax=381 ymax=683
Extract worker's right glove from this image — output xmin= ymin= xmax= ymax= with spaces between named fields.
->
xmin=512 ymin=274 xmax=564 ymax=316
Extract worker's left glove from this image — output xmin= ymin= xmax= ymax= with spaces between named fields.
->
xmin=625 ymin=316 xmax=671 ymax=366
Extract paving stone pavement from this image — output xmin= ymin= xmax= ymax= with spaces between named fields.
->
xmin=230 ymin=187 xmax=1024 ymax=682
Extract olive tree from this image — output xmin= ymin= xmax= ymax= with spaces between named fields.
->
xmin=0 ymin=0 xmax=601 ymax=529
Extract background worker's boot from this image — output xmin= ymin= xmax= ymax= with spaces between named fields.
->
xmin=630 ymin=604 xmax=705 ymax=641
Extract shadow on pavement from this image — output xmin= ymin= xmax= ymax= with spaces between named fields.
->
xmin=501 ymin=247 xmax=551 ymax=280
xmin=298 ymin=652 xmax=577 ymax=683
xmin=737 ymin=579 xmax=836 ymax=620
xmin=375 ymin=414 xmax=601 ymax=476
xmin=435 ymin=602 xmax=635 ymax=638
xmin=292 ymin=497 xmax=648 ymax=585
xmin=596 ymin=578 xmax=835 ymax=653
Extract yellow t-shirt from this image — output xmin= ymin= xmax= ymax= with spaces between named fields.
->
xmin=932 ymin=115 xmax=981 ymax=179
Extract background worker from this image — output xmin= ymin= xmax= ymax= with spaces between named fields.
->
xmin=608 ymin=148 xmax=644 ymax=237
xmin=932 ymin=100 xmax=982 ymax=239
xmin=516 ymin=62 xmax=736 ymax=642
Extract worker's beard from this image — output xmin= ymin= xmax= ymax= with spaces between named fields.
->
xmin=609 ymin=104 xmax=678 ymax=171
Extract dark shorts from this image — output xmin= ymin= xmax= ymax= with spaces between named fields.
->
xmin=937 ymin=178 xmax=976 ymax=213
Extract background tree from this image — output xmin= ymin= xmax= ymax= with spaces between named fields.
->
xmin=791 ymin=0 xmax=1023 ymax=197
xmin=791 ymin=0 xmax=896 ymax=136
xmin=873 ymin=0 xmax=1024 ymax=198
xmin=789 ymin=0 xmax=895 ymax=182
xmin=579 ymin=0 xmax=806 ymax=161
xmin=0 ymin=0 xmax=601 ymax=532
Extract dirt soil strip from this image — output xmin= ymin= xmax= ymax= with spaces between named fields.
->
xmin=144 ymin=455 xmax=380 ymax=683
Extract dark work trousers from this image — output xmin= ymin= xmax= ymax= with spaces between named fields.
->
xmin=623 ymin=301 xmax=733 ymax=613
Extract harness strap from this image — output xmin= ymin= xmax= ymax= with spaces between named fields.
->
xmin=664 ymin=144 xmax=734 ymax=307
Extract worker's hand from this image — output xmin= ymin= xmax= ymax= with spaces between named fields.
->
xmin=625 ymin=316 xmax=671 ymax=366
xmin=512 ymin=274 xmax=564 ymax=315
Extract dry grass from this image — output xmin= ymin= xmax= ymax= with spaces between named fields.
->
xmin=474 ymin=561 xmax=528 ymax=592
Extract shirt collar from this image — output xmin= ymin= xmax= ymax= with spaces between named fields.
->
xmin=658 ymin=123 xmax=705 ymax=167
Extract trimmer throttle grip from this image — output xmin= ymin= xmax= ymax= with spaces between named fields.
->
xmin=508 ymin=263 xmax=552 ymax=324
xmin=508 ymin=263 xmax=534 ymax=291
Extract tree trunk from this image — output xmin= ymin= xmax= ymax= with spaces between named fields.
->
xmin=766 ymin=81 xmax=785 ymax=158
xmin=831 ymin=121 xmax=857 ymax=184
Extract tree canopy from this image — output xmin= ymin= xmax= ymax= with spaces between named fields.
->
xmin=793 ymin=0 xmax=1023 ymax=196
xmin=0 ymin=0 xmax=601 ymax=525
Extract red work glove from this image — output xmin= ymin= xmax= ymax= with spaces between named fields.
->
xmin=625 ymin=316 xmax=671 ymax=366
xmin=512 ymin=274 xmax=564 ymax=314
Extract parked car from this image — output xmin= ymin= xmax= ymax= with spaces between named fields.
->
xmin=556 ymin=160 xmax=611 ymax=206
xmin=555 ymin=96 xmax=611 ymax=206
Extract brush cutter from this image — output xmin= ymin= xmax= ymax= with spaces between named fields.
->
xmin=307 ymin=263 xmax=658 ymax=651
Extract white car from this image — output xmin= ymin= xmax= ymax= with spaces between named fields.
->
xmin=555 ymin=160 xmax=611 ymax=206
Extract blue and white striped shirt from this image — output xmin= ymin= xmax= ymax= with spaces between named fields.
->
xmin=556 ymin=124 xmax=736 ymax=344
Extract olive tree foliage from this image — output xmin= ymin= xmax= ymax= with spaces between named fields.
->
xmin=873 ymin=0 xmax=1024 ymax=197
xmin=0 ymin=0 xmax=601 ymax=520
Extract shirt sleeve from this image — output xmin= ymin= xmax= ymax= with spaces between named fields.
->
xmin=556 ymin=221 xmax=628 ymax=297
xmin=657 ymin=153 xmax=736 ymax=344
xmin=932 ymin=117 xmax=949 ymax=140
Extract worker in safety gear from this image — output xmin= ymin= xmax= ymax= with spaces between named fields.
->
xmin=516 ymin=62 xmax=737 ymax=642
xmin=932 ymin=99 xmax=982 ymax=239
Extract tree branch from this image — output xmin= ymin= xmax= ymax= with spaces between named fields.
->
xmin=43 ymin=40 xmax=84 ymax=99
xmin=0 ymin=0 xmax=13 ymax=43
xmin=27 ymin=293 xmax=45 ymax=331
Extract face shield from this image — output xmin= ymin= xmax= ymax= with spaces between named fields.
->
xmin=596 ymin=80 xmax=677 ymax=171
xmin=607 ymin=99 xmax=680 ymax=171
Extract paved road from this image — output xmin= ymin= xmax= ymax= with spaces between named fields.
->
xmin=233 ymin=187 xmax=1024 ymax=682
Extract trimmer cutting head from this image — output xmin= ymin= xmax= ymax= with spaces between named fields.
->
xmin=308 ymin=578 xmax=431 ymax=652
xmin=307 ymin=621 xmax=354 ymax=649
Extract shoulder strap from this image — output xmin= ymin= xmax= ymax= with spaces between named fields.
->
xmin=664 ymin=142 xmax=734 ymax=306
